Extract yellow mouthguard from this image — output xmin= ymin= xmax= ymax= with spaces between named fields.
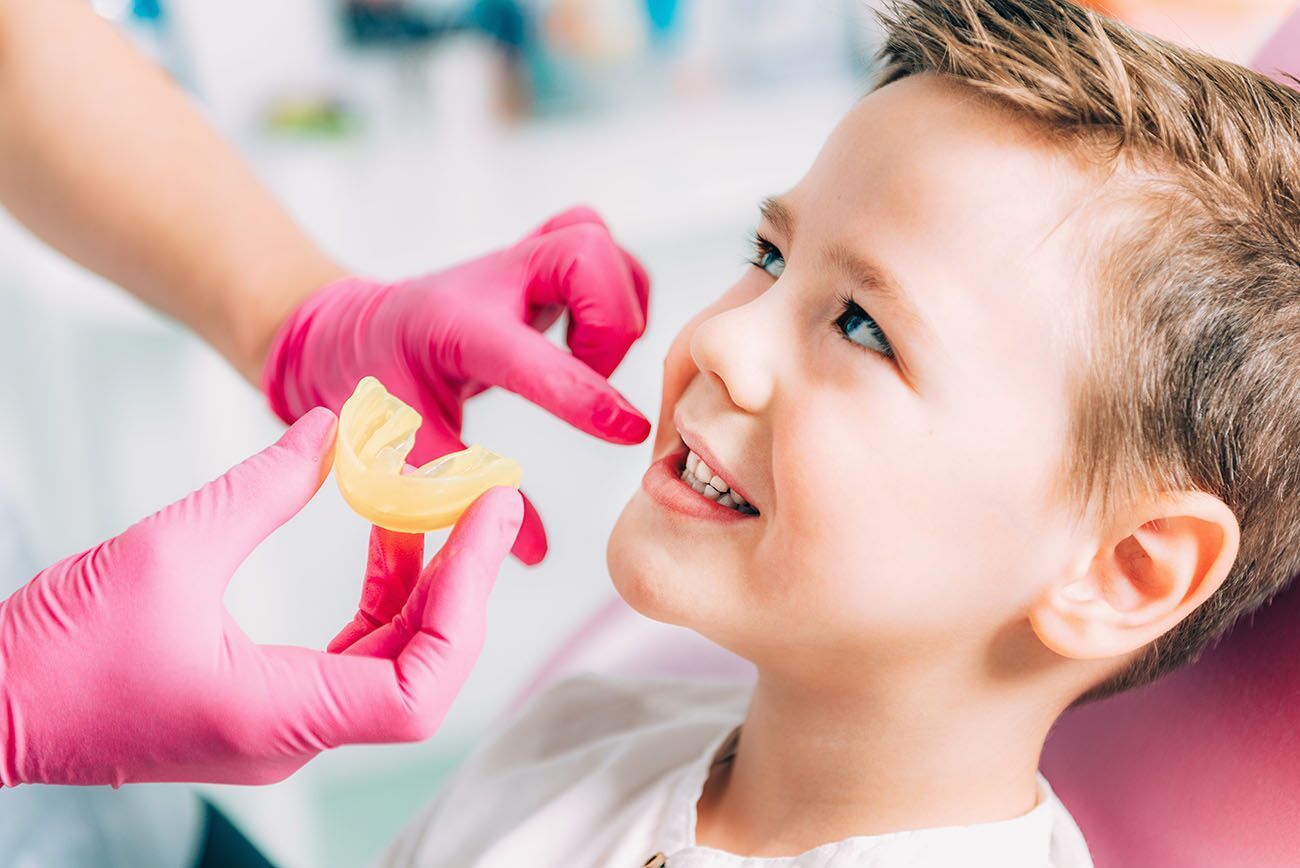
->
xmin=334 ymin=377 xmax=522 ymax=533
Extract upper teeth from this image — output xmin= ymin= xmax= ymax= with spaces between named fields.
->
xmin=682 ymin=450 xmax=758 ymax=515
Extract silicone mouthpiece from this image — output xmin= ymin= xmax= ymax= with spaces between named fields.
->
xmin=334 ymin=377 xmax=522 ymax=533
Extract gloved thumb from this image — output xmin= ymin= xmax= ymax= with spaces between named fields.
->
xmin=287 ymin=487 xmax=523 ymax=747
xmin=138 ymin=407 xmax=338 ymax=587
xmin=385 ymin=486 xmax=523 ymax=733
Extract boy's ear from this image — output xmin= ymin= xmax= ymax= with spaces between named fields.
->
xmin=1030 ymin=492 xmax=1240 ymax=660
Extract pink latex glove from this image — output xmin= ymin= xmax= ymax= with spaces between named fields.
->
xmin=0 ymin=408 xmax=523 ymax=787
xmin=261 ymin=206 xmax=652 ymax=566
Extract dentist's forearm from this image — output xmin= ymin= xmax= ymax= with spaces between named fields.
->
xmin=0 ymin=0 xmax=345 ymax=383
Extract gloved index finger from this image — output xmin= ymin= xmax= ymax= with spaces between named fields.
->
xmin=527 ymin=205 xmax=650 ymax=325
xmin=524 ymin=223 xmax=649 ymax=380
xmin=525 ymin=204 xmax=608 ymax=238
xmin=461 ymin=322 xmax=651 ymax=444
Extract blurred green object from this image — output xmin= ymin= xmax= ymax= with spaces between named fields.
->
xmin=264 ymin=96 xmax=359 ymax=139
xmin=195 ymin=802 xmax=274 ymax=868
xmin=315 ymin=738 xmax=472 ymax=868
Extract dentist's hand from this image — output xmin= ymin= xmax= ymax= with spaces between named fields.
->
xmin=0 ymin=409 xmax=523 ymax=787
xmin=260 ymin=206 xmax=652 ymax=566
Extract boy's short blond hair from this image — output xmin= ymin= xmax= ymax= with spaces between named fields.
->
xmin=875 ymin=0 xmax=1300 ymax=701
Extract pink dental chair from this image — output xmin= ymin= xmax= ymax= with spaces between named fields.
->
xmin=1256 ymin=5 xmax=1300 ymax=87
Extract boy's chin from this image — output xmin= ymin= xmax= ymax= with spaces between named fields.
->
xmin=607 ymin=500 xmax=703 ymax=630
xmin=605 ymin=518 xmax=748 ymax=666
xmin=607 ymin=517 xmax=679 ymax=627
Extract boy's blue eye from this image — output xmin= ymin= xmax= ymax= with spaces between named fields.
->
xmin=747 ymin=230 xmax=894 ymax=360
xmin=834 ymin=292 xmax=894 ymax=358
xmin=747 ymin=233 xmax=786 ymax=279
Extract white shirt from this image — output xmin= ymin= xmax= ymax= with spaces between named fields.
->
xmin=380 ymin=675 xmax=1095 ymax=868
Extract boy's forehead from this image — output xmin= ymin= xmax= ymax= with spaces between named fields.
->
xmin=799 ymin=75 xmax=1105 ymax=260
xmin=788 ymin=74 xmax=1107 ymax=385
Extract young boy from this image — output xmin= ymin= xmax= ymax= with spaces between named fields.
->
xmin=380 ymin=1 xmax=1300 ymax=864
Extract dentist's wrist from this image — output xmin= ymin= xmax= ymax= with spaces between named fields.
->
xmin=229 ymin=251 xmax=348 ymax=389
xmin=258 ymin=275 xmax=395 ymax=425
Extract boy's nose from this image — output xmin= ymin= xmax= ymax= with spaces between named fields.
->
xmin=688 ymin=295 xmax=782 ymax=414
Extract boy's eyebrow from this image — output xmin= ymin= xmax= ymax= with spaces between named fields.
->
xmin=760 ymin=195 xmax=926 ymax=336
xmin=826 ymin=243 xmax=925 ymax=334
xmin=759 ymin=196 xmax=796 ymax=241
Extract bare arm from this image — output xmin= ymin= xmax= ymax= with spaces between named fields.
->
xmin=0 ymin=0 xmax=345 ymax=382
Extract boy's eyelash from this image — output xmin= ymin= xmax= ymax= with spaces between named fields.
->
xmin=833 ymin=291 xmax=895 ymax=360
xmin=746 ymin=231 xmax=779 ymax=268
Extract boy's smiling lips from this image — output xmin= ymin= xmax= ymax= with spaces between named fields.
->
xmin=640 ymin=447 xmax=761 ymax=524
xmin=673 ymin=414 xmax=757 ymax=510
xmin=636 ymin=409 xmax=762 ymax=524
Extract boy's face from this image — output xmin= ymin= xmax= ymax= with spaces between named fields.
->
xmin=608 ymin=75 xmax=1107 ymax=681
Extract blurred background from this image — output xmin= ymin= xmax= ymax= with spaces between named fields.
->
xmin=0 ymin=1 xmax=1291 ymax=866
xmin=0 ymin=1 xmax=874 ymax=866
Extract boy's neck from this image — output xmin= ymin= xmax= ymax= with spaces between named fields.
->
xmin=694 ymin=665 xmax=1059 ymax=857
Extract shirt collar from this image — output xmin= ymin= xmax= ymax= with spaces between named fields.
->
xmin=653 ymin=723 xmax=1058 ymax=868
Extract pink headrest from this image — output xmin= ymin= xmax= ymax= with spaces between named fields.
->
xmin=1042 ymin=579 xmax=1300 ymax=866
xmin=1041 ymin=20 xmax=1300 ymax=867
xmin=1254 ymin=5 xmax=1300 ymax=85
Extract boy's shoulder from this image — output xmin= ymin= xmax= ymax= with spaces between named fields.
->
xmin=472 ymin=673 xmax=753 ymax=776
